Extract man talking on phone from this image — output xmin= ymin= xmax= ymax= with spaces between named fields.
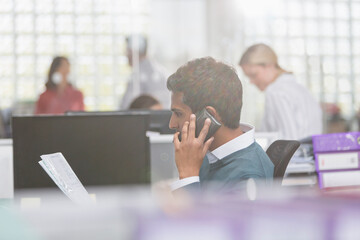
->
xmin=167 ymin=57 xmax=274 ymax=193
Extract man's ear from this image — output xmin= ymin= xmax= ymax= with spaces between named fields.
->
xmin=205 ymin=106 xmax=222 ymax=123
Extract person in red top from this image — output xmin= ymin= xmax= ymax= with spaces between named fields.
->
xmin=35 ymin=56 xmax=85 ymax=115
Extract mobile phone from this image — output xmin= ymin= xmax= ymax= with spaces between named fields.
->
xmin=195 ymin=108 xmax=222 ymax=142
xmin=177 ymin=108 xmax=221 ymax=142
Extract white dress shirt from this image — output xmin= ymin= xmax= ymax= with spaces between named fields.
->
xmin=171 ymin=124 xmax=255 ymax=191
xmin=120 ymin=58 xmax=170 ymax=109
xmin=261 ymin=73 xmax=322 ymax=140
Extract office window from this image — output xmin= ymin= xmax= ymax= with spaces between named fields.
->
xmin=0 ymin=0 xmax=149 ymax=111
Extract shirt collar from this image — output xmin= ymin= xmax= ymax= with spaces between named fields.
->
xmin=206 ymin=123 xmax=255 ymax=164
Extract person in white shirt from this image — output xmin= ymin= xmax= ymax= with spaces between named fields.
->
xmin=120 ymin=35 xmax=170 ymax=109
xmin=239 ymin=43 xmax=323 ymax=140
xmin=167 ymin=57 xmax=273 ymax=193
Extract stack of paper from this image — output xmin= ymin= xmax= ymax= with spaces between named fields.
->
xmin=39 ymin=152 xmax=93 ymax=205
xmin=282 ymin=174 xmax=317 ymax=186
xmin=282 ymin=144 xmax=317 ymax=187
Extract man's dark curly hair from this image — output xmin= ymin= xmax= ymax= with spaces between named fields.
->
xmin=167 ymin=57 xmax=243 ymax=129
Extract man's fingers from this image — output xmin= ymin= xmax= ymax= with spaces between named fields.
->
xmin=188 ymin=114 xmax=196 ymax=139
xmin=198 ymin=118 xmax=211 ymax=142
xmin=203 ymin=137 xmax=214 ymax=155
xmin=181 ymin=121 xmax=189 ymax=140
xmin=173 ymin=132 xmax=180 ymax=148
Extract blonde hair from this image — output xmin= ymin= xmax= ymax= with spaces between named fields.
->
xmin=239 ymin=43 xmax=282 ymax=69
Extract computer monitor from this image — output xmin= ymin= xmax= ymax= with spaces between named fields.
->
xmin=142 ymin=110 xmax=174 ymax=134
xmin=66 ymin=110 xmax=174 ymax=134
xmin=12 ymin=113 xmax=150 ymax=189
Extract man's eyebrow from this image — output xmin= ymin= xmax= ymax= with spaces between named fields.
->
xmin=171 ymin=108 xmax=181 ymax=112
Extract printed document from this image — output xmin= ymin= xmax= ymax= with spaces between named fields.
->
xmin=39 ymin=152 xmax=93 ymax=205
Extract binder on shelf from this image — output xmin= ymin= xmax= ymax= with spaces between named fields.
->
xmin=318 ymin=170 xmax=360 ymax=189
xmin=315 ymin=151 xmax=360 ymax=171
xmin=312 ymin=132 xmax=360 ymax=153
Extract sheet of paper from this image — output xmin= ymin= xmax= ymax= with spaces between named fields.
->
xmin=39 ymin=161 xmax=65 ymax=192
xmin=39 ymin=152 xmax=93 ymax=205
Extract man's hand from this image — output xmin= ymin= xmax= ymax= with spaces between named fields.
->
xmin=173 ymin=114 xmax=214 ymax=179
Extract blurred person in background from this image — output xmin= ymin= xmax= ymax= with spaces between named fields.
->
xmin=128 ymin=94 xmax=163 ymax=110
xmin=239 ymin=43 xmax=322 ymax=140
xmin=322 ymin=103 xmax=350 ymax=133
xmin=120 ymin=35 xmax=170 ymax=109
xmin=35 ymin=56 xmax=84 ymax=115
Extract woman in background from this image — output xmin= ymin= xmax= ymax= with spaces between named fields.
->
xmin=239 ymin=44 xmax=322 ymax=140
xmin=35 ymin=56 xmax=84 ymax=114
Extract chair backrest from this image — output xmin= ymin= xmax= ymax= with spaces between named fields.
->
xmin=266 ymin=140 xmax=300 ymax=180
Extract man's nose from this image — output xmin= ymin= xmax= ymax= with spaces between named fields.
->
xmin=169 ymin=115 xmax=177 ymax=130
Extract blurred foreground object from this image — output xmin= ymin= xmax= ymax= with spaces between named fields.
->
xmin=2 ymin=185 xmax=360 ymax=240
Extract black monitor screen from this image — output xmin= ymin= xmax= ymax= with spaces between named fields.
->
xmin=12 ymin=114 xmax=150 ymax=189
xmin=147 ymin=110 xmax=174 ymax=134
xmin=66 ymin=110 xmax=175 ymax=134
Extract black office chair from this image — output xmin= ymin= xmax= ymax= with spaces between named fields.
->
xmin=266 ymin=140 xmax=300 ymax=183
